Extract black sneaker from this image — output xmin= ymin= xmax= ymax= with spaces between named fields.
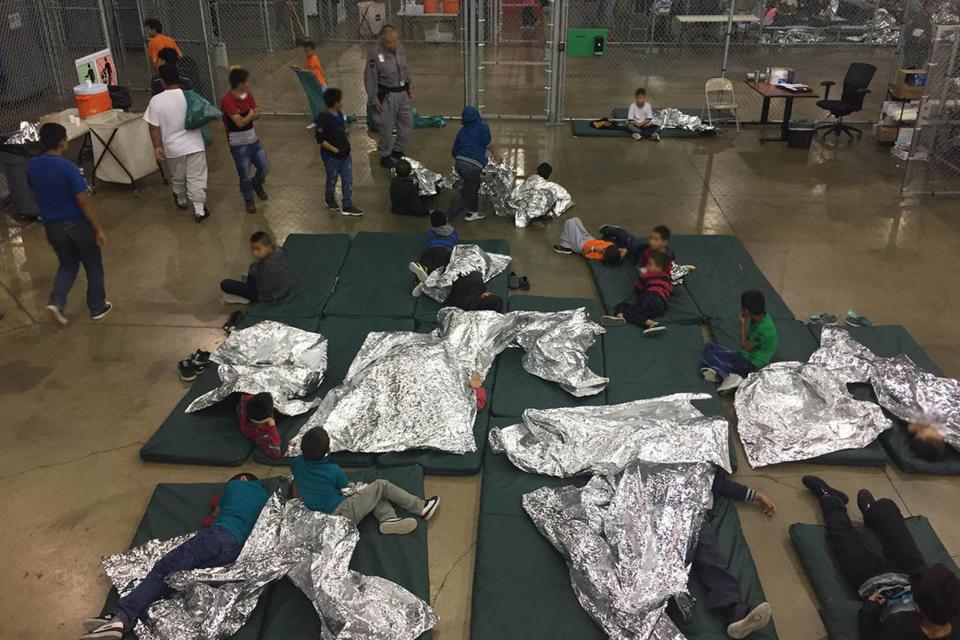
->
xmin=245 ymin=200 xmax=257 ymax=214
xmin=857 ymin=489 xmax=875 ymax=514
xmin=420 ymin=496 xmax=440 ymax=520
xmin=598 ymin=224 xmax=623 ymax=237
xmin=91 ymin=302 xmax=113 ymax=320
xmin=391 ymin=150 xmax=405 ymax=160
xmin=194 ymin=207 xmax=211 ymax=223
xmin=173 ymin=194 xmax=189 ymax=210
xmin=341 ymin=206 xmax=363 ymax=216
xmin=802 ymin=475 xmax=849 ymax=504
xmin=178 ymin=359 xmax=198 ymax=381
xmin=379 ymin=156 xmax=397 ymax=169
xmin=254 ymin=185 xmax=268 ymax=201
xmin=552 ymin=244 xmax=574 ymax=255
xmin=190 ymin=349 xmax=211 ymax=371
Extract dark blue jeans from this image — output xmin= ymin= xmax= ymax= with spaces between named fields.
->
xmin=446 ymin=158 xmax=483 ymax=221
xmin=229 ymin=139 xmax=269 ymax=202
xmin=114 ymin=526 xmax=242 ymax=629
xmin=44 ymin=219 xmax=106 ymax=314
xmin=690 ymin=521 xmax=749 ymax=624
xmin=322 ymin=154 xmax=353 ymax=207
xmin=701 ymin=341 xmax=757 ymax=379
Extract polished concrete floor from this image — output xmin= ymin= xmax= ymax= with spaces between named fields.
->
xmin=2 ymin=117 xmax=959 ymax=640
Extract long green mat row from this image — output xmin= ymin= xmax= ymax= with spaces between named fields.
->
xmin=101 ymin=466 xmax=431 ymax=639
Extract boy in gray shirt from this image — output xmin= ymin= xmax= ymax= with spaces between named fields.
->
xmin=220 ymin=231 xmax=290 ymax=303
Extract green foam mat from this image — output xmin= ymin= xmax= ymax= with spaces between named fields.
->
xmin=587 ymin=260 xmax=703 ymax=325
xmin=491 ymin=296 xmax=606 ymax=417
xmin=140 ymin=366 xmax=256 ymax=467
xmin=413 ymin=239 xmax=511 ymax=324
xmin=603 ymin=323 xmax=713 ymax=393
xmin=671 ymin=235 xmax=794 ymax=321
xmin=323 ymin=231 xmax=425 ymax=318
xmin=252 ymin=316 xmax=416 ymax=468
xmin=790 ymin=516 xmax=958 ymax=640
xmin=242 ymin=234 xmax=350 ymax=322
xmin=710 ymin=318 xmax=818 ymax=364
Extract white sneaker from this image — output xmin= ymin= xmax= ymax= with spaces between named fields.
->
xmin=80 ymin=619 xmax=125 ymax=639
xmin=408 ymin=261 xmax=429 ymax=283
xmin=46 ymin=304 xmax=68 ymax=325
xmin=464 ymin=211 xmax=485 ymax=222
xmin=82 ymin=616 xmax=114 ymax=633
xmin=420 ymin=496 xmax=440 ymax=520
xmin=717 ymin=373 xmax=744 ymax=395
xmin=379 ymin=517 xmax=418 ymax=535
xmin=631 ymin=133 xmax=643 ymax=141
xmin=727 ymin=602 xmax=772 ymax=639
xmin=600 ymin=315 xmax=626 ymax=327
xmin=643 ymin=324 xmax=666 ymax=336
xmin=411 ymin=282 xmax=425 ymax=297
xmin=700 ymin=367 xmax=719 ymax=383
xmin=221 ymin=292 xmax=250 ymax=305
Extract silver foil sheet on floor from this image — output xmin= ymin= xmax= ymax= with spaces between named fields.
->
xmin=478 ymin=161 xmax=517 ymax=216
xmin=185 ymin=321 xmax=327 ymax=416
xmin=398 ymin=156 xmax=444 ymax=196
xmin=502 ymin=174 xmax=575 ymax=228
xmin=653 ymin=108 xmax=714 ymax=132
xmin=489 ymin=393 xmax=731 ymax=477
xmin=102 ymin=494 xmax=436 ymax=640
xmin=6 ymin=121 xmax=40 ymax=144
xmin=523 ymin=461 xmax=714 ymax=640
xmin=422 ymin=244 xmax=511 ymax=302
xmin=286 ymin=307 xmax=606 ymax=455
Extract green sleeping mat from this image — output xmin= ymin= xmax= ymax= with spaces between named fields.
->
xmin=571 ymin=108 xmax=723 ymax=138
xmin=472 ymin=431 xmax=773 ymax=639
xmin=671 ymin=235 xmax=794 ymax=321
xmin=252 ymin=316 xmax=416 ymax=468
xmin=323 ymin=231 xmax=426 ymax=318
xmin=790 ymin=516 xmax=959 ymax=640
xmin=603 ymin=323 xmax=714 ymax=397
xmin=491 ymin=296 xmax=606 ymax=417
xmin=586 ymin=259 xmax=703 ymax=325
xmin=412 ymin=239 xmax=511 ymax=324
xmin=242 ymin=234 xmax=351 ymax=323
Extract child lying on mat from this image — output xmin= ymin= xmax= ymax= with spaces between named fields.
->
xmin=599 ymin=223 xmax=674 ymax=272
xmin=220 ymin=231 xmax=290 ymax=304
xmin=802 ymin=475 xmax=960 ymax=640
xmin=390 ymin=159 xmax=431 ymax=216
xmin=553 ymin=216 xmax=625 ymax=265
xmin=237 ymin=392 xmax=282 ymax=459
xmin=700 ymin=290 xmax=778 ymax=395
xmin=601 ymin=250 xmax=672 ymax=335
xmin=291 ymin=427 xmax=440 ymax=536
xmin=627 ymin=87 xmax=661 ymax=141
xmin=409 ymin=211 xmax=459 ymax=296
xmin=445 ymin=271 xmax=504 ymax=312
xmin=80 ymin=473 xmax=269 ymax=640
xmin=908 ymin=421 xmax=949 ymax=462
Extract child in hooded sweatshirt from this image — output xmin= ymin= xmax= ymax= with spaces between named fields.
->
xmin=445 ymin=106 xmax=502 ymax=222
xmin=408 ymin=211 xmax=459 ymax=296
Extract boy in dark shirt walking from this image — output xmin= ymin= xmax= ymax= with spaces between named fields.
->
xmin=390 ymin=159 xmax=430 ymax=216
xmin=220 ymin=231 xmax=290 ymax=304
xmin=601 ymin=250 xmax=672 ymax=335
xmin=315 ymin=88 xmax=362 ymax=216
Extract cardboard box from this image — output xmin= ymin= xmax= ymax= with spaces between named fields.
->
xmin=873 ymin=124 xmax=899 ymax=142
xmin=891 ymin=69 xmax=926 ymax=100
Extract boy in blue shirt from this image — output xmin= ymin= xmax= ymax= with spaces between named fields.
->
xmin=315 ymin=87 xmax=363 ymax=216
xmin=445 ymin=106 xmax=502 ymax=222
xmin=27 ymin=123 xmax=111 ymax=325
xmin=408 ymin=211 xmax=459 ymax=295
xmin=80 ymin=473 xmax=269 ymax=639
xmin=291 ymin=427 xmax=440 ymax=535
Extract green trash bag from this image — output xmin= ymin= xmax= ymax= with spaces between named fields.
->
xmin=184 ymin=90 xmax=222 ymax=130
xmin=201 ymin=128 xmax=213 ymax=147
xmin=413 ymin=108 xmax=446 ymax=128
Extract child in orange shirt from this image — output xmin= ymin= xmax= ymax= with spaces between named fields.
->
xmin=553 ymin=217 xmax=625 ymax=265
xmin=144 ymin=19 xmax=181 ymax=70
xmin=301 ymin=39 xmax=326 ymax=86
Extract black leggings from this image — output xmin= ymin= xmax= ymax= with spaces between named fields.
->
xmin=220 ymin=278 xmax=258 ymax=302
xmin=420 ymin=247 xmax=452 ymax=273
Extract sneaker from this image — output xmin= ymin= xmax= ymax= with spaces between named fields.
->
xmin=632 ymin=133 xmax=643 ymax=141
xmin=178 ymin=359 xmax=198 ymax=382
xmin=700 ymin=367 xmax=719 ymax=383
xmin=221 ymin=292 xmax=251 ymax=305
xmin=408 ymin=261 xmax=429 ymax=283
xmin=46 ymin=304 xmax=68 ymax=325
xmin=857 ymin=489 xmax=876 ymax=514
xmin=801 ymin=475 xmax=849 ymax=504
xmin=245 ymin=200 xmax=257 ymax=214
xmin=189 ymin=349 xmax=211 ymax=371
xmin=326 ymin=201 xmax=340 ymax=211
xmin=379 ymin=156 xmax=397 ymax=169
xmin=727 ymin=602 xmax=772 ymax=640
xmin=643 ymin=324 xmax=667 ymax=336
xmin=391 ymin=150 xmax=405 ymax=160
xmin=173 ymin=194 xmax=188 ymax=210
xmin=254 ymin=185 xmax=268 ymax=201
xmin=411 ymin=282 xmax=425 ymax=297
xmin=83 ymin=616 xmax=115 ymax=633
xmin=552 ymin=244 xmax=574 ymax=255
xmin=341 ymin=206 xmax=364 ymax=216
xmin=91 ymin=302 xmax=113 ymax=321
xmin=420 ymin=496 xmax=440 ymax=520
xmin=600 ymin=315 xmax=626 ymax=327
xmin=194 ymin=208 xmax=211 ymax=223
xmin=379 ymin=516 xmax=418 ymax=535
xmin=464 ymin=211 xmax=485 ymax=222
xmin=223 ymin=310 xmax=244 ymax=334
xmin=810 ymin=313 xmax=838 ymax=325
xmin=80 ymin=619 xmax=125 ymax=639
xmin=717 ymin=373 xmax=743 ymax=395
xmin=845 ymin=310 xmax=873 ymax=327
xmin=598 ymin=224 xmax=623 ymax=236
xmin=651 ymin=132 xmax=662 ymax=141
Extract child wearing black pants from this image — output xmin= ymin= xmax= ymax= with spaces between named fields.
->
xmin=601 ymin=249 xmax=672 ymax=335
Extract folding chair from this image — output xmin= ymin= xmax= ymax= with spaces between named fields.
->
xmin=705 ymin=77 xmax=741 ymax=131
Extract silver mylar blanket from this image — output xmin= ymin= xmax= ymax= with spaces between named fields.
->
xmin=6 ymin=121 xmax=40 ymax=144
xmin=502 ymin=174 xmax=575 ymax=228
xmin=397 ymin=156 xmax=444 ymax=196
xmin=102 ymin=494 xmax=436 ymax=640
xmin=653 ymin=108 xmax=714 ymax=133
xmin=524 ymin=461 xmax=715 ymax=640
xmin=185 ymin=321 xmax=327 ymax=416
xmin=286 ymin=307 xmax=606 ymax=456
xmin=422 ymin=243 xmax=511 ymax=302
xmin=489 ymin=393 xmax=731 ymax=477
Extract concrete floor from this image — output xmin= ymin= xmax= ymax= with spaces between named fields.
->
xmin=2 ymin=116 xmax=959 ymax=640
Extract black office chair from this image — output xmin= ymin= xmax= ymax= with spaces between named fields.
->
xmin=816 ymin=63 xmax=876 ymax=142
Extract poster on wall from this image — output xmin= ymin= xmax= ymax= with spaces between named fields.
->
xmin=75 ymin=48 xmax=116 ymax=85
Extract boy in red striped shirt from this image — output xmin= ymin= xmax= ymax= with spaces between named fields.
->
xmin=601 ymin=250 xmax=672 ymax=335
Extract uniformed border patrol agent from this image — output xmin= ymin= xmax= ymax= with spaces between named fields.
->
xmin=365 ymin=25 xmax=414 ymax=168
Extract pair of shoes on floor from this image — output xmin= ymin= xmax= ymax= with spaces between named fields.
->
xmin=178 ymin=349 xmax=211 ymax=382
xmin=802 ymin=475 xmax=879 ymax=514
xmin=378 ymin=496 xmax=440 ymax=535
xmin=508 ymin=272 xmax=530 ymax=291
xmin=727 ymin=602 xmax=772 ymax=639
xmin=81 ymin=615 xmax=124 ymax=639
xmin=222 ymin=310 xmax=244 ymax=334
xmin=845 ymin=310 xmax=873 ymax=327
xmin=327 ymin=200 xmax=364 ymax=216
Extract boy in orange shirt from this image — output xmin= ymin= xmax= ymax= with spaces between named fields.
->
xmin=144 ymin=19 xmax=181 ymax=70
xmin=553 ymin=216 xmax=625 ymax=265
xmin=300 ymin=40 xmax=326 ymax=86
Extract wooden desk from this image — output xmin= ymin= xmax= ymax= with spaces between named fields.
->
xmin=743 ymin=80 xmax=819 ymax=142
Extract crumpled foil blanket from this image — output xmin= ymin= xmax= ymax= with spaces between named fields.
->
xmin=848 ymin=8 xmax=901 ymax=44
xmin=671 ymin=263 xmax=695 ymax=286
xmin=286 ymin=307 xmax=606 ymax=455
xmin=502 ymin=174 xmax=575 ymax=228
xmin=396 ymin=156 xmax=444 ymax=196
xmin=761 ymin=28 xmax=826 ymax=44
xmin=524 ymin=461 xmax=715 ymax=640
xmin=185 ymin=320 xmax=327 ymax=416
xmin=5 ymin=121 xmax=40 ymax=144
xmin=102 ymin=494 xmax=436 ymax=640
xmin=490 ymin=392 xmax=731 ymax=477
xmin=653 ymin=108 xmax=714 ymax=132
xmin=422 ymin=243 xmax=511 ymax=302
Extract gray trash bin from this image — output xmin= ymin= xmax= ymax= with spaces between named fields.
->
xmin=787 ymin=121 xmax=816 ymax=149
xmin=0 ymin=138 xmax=43 ymax=219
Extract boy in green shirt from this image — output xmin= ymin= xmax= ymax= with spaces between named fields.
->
xmin=700 ymin=290 xmax=778 ymax=394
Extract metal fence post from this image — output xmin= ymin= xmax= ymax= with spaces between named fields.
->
xmin=197 ymin=0 xmax=218 ymax=99
xmin=720 ymin=0 xmax=734 ymax=78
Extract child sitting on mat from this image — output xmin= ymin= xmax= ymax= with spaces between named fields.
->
xmin=700 ymin=290 xmax=778 ymax=395
xmin=291 ymin=427 xmax=440 ymax=536
xmin=220 ymin=231 xmax=290 ymax=304
xmin=601 ymin=250 xmax=672 ymax=336
xmin=599 ymin=223 xmax=674 ymax=271
xmin=390 ymin=159 xmax=430 ymax=216
xmin=80 ymin=473 xmax=269 ymax=640
xmin=553 ymin=216 xmax=625 ymax=265
xmin=237 ymin=392 xmax=282 ymax=459
xmin=409 ymin=211 xmax=459 ymax=296
xmin=626 ymin=87 xmax=661 ymax=141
